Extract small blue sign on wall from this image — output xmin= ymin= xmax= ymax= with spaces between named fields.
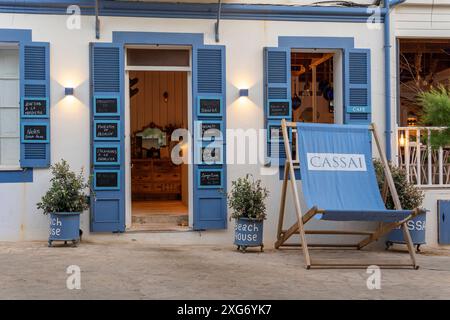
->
xmin=346 ymin=105 xmax=371 ymax=113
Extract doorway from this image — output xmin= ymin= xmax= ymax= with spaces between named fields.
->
xmin=126 ymin=47 xmax=191 ymax=231
xmin=291 ymin=50 xmax=337 ymax=124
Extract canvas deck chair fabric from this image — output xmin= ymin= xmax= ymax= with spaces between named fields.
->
xmin=275 ymin=120 xmax=425 ymax=269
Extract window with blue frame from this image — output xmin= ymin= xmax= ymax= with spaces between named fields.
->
xmin=0 ymin=45 xmax=20 ymax=170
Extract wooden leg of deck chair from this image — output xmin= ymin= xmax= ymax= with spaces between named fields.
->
xmin=357 ymin=210 xmax=421 ymax=249
xmin=275 ymin=207 xmax=320 ymax=248
xmin=357 ymin=221 xmax=402 ymax=249
xmin=281 ymin=119 xmax=311 ymax=269
xmin=275 ymin=161 xmax=290 ymax=249
xmin=401 ymin=222 xmax=419 ymax=269
xmin=275 ymin=221 xmax=298 ymax=248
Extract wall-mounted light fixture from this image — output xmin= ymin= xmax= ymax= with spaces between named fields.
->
xmin=163 ymin=91 xmax=169 ymax=103
xmin=239 ymin=89 xmax=249 ymax=97
xmin=65 ymin=87 xmax=74 ymax=96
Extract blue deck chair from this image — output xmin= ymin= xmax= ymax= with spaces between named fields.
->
xmin=275 ymin=120 xmax=425 ymax=269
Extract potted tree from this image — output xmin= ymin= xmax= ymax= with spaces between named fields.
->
xmin=37 ymin=160 xmax=91 ymax=247
xmin=227 ymin=174 xmax=269 ymax=253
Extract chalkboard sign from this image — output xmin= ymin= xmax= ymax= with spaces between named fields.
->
xmin=199 ymin=170 xmax=222 ymax=188
xmin=268 ymin=124 xmax=282 ymax=141
xmin=22 ymin=124 xmax=48 ymax=142
xmin=201 ymin=146 xmax=222 ymax=163
xmin=95 ymin=145 xmax=119 ymax=165
xmin=95 ymin=97 xmax=119 ymax=115
xmin=95 ymin=171 xmax=119 ymax=189
xmin=268 ymin=100 xmax=290 ymax=118
xmin=94 ymin=121 xmax=119 ymax=140
xmin=23 ymin=99 xmax=47 ymax=117
xmin=200 ymin=121 xmax=223 ymax=140
xmin=198 ymin=97 xmax=221 ymax=116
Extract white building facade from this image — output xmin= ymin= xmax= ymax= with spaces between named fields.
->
xmin=0 ymin=0 xmax=448 ymax=246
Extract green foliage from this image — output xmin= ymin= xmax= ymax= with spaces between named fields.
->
xmin=373 ymin=160 xmax=424 ymax=210
xmin=227 ymin=174 xmax=269 ymax=221
xmin=37 ymin=160 xmax=92 ymax=214
xmin=418 ymin=86 xmax=450 ymax=148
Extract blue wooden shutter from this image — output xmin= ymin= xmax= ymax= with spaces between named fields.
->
xmin=90 ymin=43 xmax=125 ymax=232
xmin=20 ymin=42 xmax=50 ymax=168
xmin=344 ymin=49 xmax=371 ymax=124
xmin=193 ymin=45 xmax=227 ymax=230
xmin=263 ymin=47 xmax=291 ymax=165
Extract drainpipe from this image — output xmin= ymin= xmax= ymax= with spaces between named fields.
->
xmin=384 ymin=0 xmax=406 ymax=161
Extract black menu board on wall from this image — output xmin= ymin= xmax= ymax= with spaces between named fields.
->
xmin=23 ymin=124 xmax=48 ymax=142
xmin=201 ymin=122 xmax=222 ymax=139
xmin=199 ymin=170 xmax=222 ymax=187
xmin=95 ymin=97 xmax=118 ymax=115
xmin=23 ymin=99 xmax=47 ymax=117
xmin=199 ymin=98 xmax=221 ymax=116
xmin=95 ymin=146 xmax=119 ymax=164
xmin=95 ymin=171 xmax=119 ymax=189
xmin=95 ymin=122 xmax=119 ymax=140
xmin=268 ymin=101 xmax=290 ymax=118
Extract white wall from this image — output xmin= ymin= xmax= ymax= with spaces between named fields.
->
xmin=0 ymin=13 xmax=386 ymax=245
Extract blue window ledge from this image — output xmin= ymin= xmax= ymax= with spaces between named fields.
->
xmin=0 ymin=169 xmax=33 ymax=183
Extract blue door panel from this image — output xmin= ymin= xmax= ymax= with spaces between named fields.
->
xmin=193 ymin=45 xmax=227 ymax=230
xmin=438 ymin=200 xmax=450 ymax=244
xmin=90 ymin=43 xmax=125 ymax=233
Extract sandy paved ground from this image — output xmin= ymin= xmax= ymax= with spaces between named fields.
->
xmin=0 ymin=241 xmax=449 ymax=299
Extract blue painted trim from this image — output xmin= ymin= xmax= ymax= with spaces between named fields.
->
xmin=195 ymin=120 xmax=224 ymax=141
xmin=197 ymin=168 xmax=224 ymax=189
xmin=21 ymin=97 xmax=49 ymax=118
xmin=93 ymin=143 xmax=120 ymax=166
xmin=266 ymin=99 xmax=292 ymax=120
xmin=197 ymin=142 xmax=224 ymax=165
xmin=0 ymin=2 xmax=386 ymax=23
xmin=384 ymin=0 xmax=392 ymax=161
xmin=0 ymin=28 xmax=31 ymax=42
xmin=113 ymin=31 xmax=204 ymax=46
xmin=93 ymin=119 xmax=120 ymax=141
xmin=93 ymin=94 xmax=120 ymax=117
xmin=0 ymin=168 xmax=33 ymax=183
xmin=93 ymin=169 xmax=120 ymax=191
xmin=21 ymin=121 xmax=50 ymax=143
xmin=196 ymin=95 xmax=224 ymax=118
xmin=278 ymin=36 xmax=355 ymax=49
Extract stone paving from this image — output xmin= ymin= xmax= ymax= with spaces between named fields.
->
xmin=0 ymin=241 xmax=449 ymax=299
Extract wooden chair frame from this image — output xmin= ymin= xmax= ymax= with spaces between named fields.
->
xmin=275 ymin=119 xmax=422 ymax=269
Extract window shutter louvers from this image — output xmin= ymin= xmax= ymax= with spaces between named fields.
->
xmin=20 ymin=42 xmax=50 ymax=168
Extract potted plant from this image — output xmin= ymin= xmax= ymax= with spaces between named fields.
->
xmin=373 ymin=160 xmax=425 ymax=251
xmin=37 ymin=160 xmax=92 ymax=247
xmin=227 ymin=174 xmax=269 ymax=253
